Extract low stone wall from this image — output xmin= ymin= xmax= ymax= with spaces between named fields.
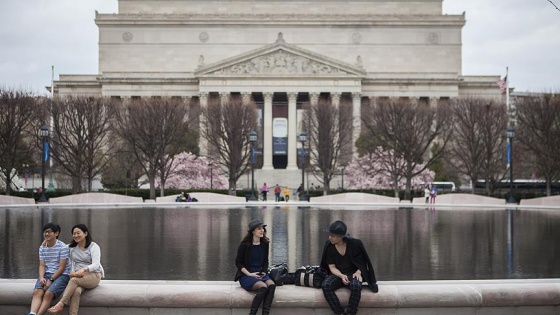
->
xmin=520 ymin=195 xmax=560 ymax=207
xmin=413 ymin=193 xmax=505 ymax=206
xmin=312 ymin=192 xmax=400 ymax=204
xmin=49 ymin=192 xmax=143 ymax=204
xmin=156 ymin=192 xmax=246 ymax=203
xmin=0 ymin=195 xmax=35 ymax=205
xmin=2 ymin=279 xmax=559 ymax=315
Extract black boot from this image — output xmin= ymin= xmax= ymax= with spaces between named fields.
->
xmin=249 ymin=287 xmax=268 ymax=315
xmin=261 ymin=284 xmax=276 ymax=315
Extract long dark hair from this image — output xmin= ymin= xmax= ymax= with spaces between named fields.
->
xmin=241 ymin=227 xmax=270 ymax=245
xmin=68 ymin=224 xmax=93 ymax=248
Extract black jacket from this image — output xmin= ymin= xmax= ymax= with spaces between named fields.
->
xmin=320 ymin=238 xmax=378 ymax=293
xmin=234 ymin=241 xmax=270 ymax=281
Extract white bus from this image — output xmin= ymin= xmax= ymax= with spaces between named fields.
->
xmin=423 ymin=181 xmax=456 ymax=192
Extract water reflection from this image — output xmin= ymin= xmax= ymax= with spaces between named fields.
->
xmin=1 ymin=206 xmax=559 ymax=281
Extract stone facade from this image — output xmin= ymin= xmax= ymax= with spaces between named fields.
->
xmin=54 ymin=0 xmax=501 ymax=189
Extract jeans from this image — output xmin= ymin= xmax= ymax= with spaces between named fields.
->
xmin=322 ymin=274 xmax=362 ymax=314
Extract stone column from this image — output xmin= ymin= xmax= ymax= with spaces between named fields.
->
xmin=331 ymin=92 xmax=341 ymax=106
xmin=220 ymin=92 xmax=229 ymax=105
xmin=352 ymin=92 xmax=361 ymax=158
xmin=199 ymin=92 xmax=209 ymax=156
xmin=287 ymin=92 xmax=298 ymax=170
xmin=429 ymin=97 xmax=438 ymax=108
xmin=263 ymin=92 xmax=274 ymax=170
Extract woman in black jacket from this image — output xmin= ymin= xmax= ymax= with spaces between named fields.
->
xmin=234 ymin=219 xmax=276 ymax=315
xmin=320 ymin=220 xmax=378 ymax=315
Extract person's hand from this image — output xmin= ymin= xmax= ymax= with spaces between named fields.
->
xmin=352 ymin=273 xmax=363 ymax=282
xmin=41 ymin=240 xmax=48 ymax=247
xmin=340 ymin=274 xmax=350 ymax=285
xmin=39 ymin=277 xmax=47 ymax=286
xmin=74 ymin=268 xmax=87 ymax=277
xmin=250 ymin=272 xmax=263 ymax=278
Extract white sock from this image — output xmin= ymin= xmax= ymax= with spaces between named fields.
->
xmin=29 ymin=313 xmax=37 ymax=315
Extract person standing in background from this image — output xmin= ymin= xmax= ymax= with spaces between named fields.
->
xmin=274 ymin=184 xmax=281 ymax=202
xmin=261 ymin=183 xmax=269 ymax=201
xmin=283 ymin=186 xmax=290 ymax=202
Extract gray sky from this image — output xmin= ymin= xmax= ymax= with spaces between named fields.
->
xmin=0 ymin=0 xmax=559 ymax=95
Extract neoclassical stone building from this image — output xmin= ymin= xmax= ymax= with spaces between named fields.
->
xmin=54 ymin=0 xmax=500 ymax=189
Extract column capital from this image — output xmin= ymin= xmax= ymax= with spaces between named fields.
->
xmin=263 ymin=92 xmax=274 ymax=102
xmin=309 ymin=92 xmax=319 ymax=105
xmin=199 ymin=92 xmax=209 ymax=106
xmin=219 ymin=92 xmax=230 ymax=104
xmin=351 ymin=92 xmax=362 ymax=100
xmin=331 ymin=92 xmax=341 ymax=106
xmin=287 ymin=92 xmax=298 ymax=103
xmin=241 ymin=92 xmax=252 ymax=103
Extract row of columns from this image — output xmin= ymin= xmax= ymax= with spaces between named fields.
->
xmin=199 ymin=91 xmax=363 ymax=170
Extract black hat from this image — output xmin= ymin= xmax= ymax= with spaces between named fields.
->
xmin=327 ymin=220 xmax=349 ymax=237
xmin=248 ymin=219 xmax=267 ymax=232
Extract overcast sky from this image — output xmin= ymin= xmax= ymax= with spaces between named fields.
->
xmin=0 ymin=0 xmax=559 ymax=95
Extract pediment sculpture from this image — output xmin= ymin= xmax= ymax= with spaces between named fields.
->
xmin=210 ymin=50 xmax=349 ymax=76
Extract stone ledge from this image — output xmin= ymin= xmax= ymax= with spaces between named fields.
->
xmin=2 ymin=279 xmax=559 ymax=314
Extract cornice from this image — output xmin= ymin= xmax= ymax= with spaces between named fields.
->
xmin=96 ymin=13 xmax=465 ymax=27
xmin=362 ymin=77 xmax=463 ymax=85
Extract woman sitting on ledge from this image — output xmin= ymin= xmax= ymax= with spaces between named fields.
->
xmin=47 ymin=224 xmax=104 ymax=315
xmin=234 ymin=219 xmax=276 ymax=315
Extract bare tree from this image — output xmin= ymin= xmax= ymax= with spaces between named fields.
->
xmin=516 ymin=92 xmax=560 ymax=196
xmin=202 ymin=95 xmax=258 ymax=192
xmin=0 ymin=88 xmax=39 ymax=195
xmin=100 ymin=138 xmax=147 ymax=190
xmin=302 ymin=98 xmax=353 ymax=194
xmin=361 ymin=98 xmax=453 ymax=199
xmin=49 ymin=96 xmax=115 ymax=192
xmin=114 ymin=97 xmax=198 ymax=199
xmin=448 ymin=98 xmax=508 ymax=193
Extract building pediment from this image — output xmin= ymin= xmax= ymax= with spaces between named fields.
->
xmin=195 ymin=33 xmax=366 ymax=78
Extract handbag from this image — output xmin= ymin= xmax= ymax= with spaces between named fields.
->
xmin=294 ymin=265 xmax=327 ymax=288
xmin=268 ymin=263 xmax=288 ymax=286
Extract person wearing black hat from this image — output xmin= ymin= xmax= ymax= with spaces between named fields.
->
xmin=320 ymin=220 xmax=378 ymax=315
xmin=234 ymin=219 xmax=276 ymax=315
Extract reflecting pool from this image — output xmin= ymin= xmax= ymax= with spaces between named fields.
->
xmin=1 ymin=205 xmax=559 ymax=281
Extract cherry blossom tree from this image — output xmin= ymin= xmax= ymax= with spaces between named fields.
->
xmin=345 ymin=147 xmax=435 ymax=195
xmin=156 ymin=152 xmax=228 ymax=189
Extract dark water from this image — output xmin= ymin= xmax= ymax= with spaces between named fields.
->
xmin=1 ymin=205 xmax=559 ymax=281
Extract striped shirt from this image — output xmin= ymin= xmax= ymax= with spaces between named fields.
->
xmin=39 ymin=239 xmax=70 ymax=275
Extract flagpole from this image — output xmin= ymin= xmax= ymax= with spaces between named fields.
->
xmin=505 ymin=66 xmax=509 ymax=114
xmin=47 ymin=65 xmax=56 ymax=192
xmin=505 ymin=66 xmax=515 ymax=204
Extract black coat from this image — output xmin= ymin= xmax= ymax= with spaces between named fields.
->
xmin=320 ymin=238 xmax=378 ymax=293
xmin=234 ymin=241 xmax=270 ymax=281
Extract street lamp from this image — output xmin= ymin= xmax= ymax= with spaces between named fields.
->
xmin=22 ymin=164 xmax=29 ymax=190
xmin=340 ymin=165 xmax=345 ymax=191
xmin=507 ymin=125 xmax=516 ymax=204
xmin=299 ymin=131 xmax=307 ymax=200
xmin=38 ymin=123 xmax=49 ymax=202
xmin=209 ymin=161 xmax=213 ymax=190
xmin=249 ymin=130 xmax=257 ymax=201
